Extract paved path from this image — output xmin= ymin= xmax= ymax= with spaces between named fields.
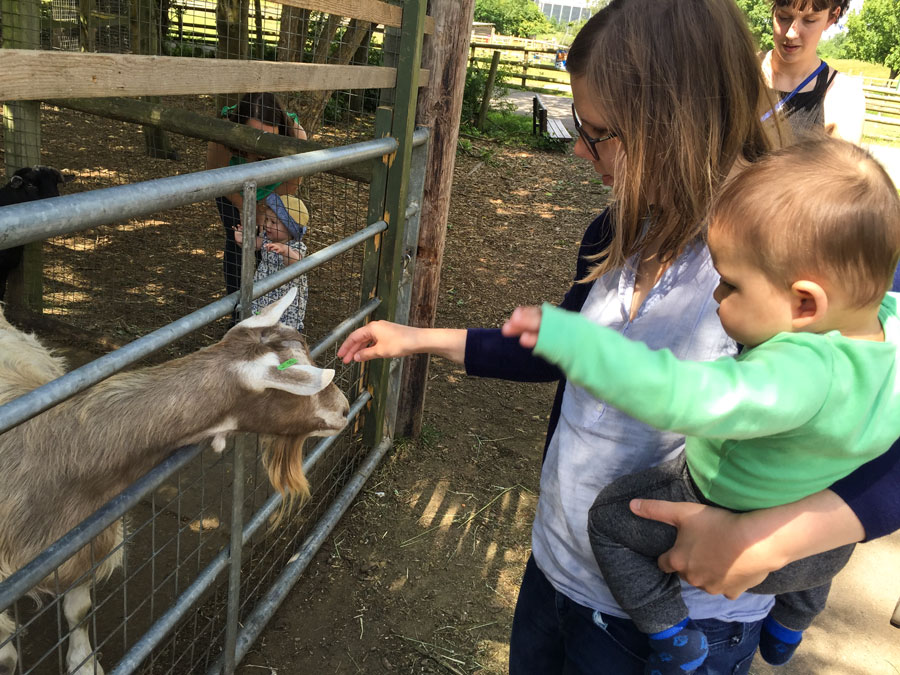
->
xmin=502 ymin=88 xmax=575 ymax=134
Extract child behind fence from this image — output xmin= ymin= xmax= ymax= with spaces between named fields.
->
xmin=235 ymin=193 xmax=309 ymax=332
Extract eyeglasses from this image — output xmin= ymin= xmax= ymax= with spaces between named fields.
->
xmin=571 ymin=103 xmax=618 ymax=161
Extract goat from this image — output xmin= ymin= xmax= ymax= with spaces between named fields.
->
xmin=0 ymin=287 xmax=349 ymax=675
xmin=0 ymin=166 xmax=71 ymax=302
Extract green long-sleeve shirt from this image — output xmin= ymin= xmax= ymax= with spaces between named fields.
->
xmin=534 ymin=294 xmax=900 ymax=510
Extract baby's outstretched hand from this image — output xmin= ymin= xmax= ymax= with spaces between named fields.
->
xmin=501 ymin=305 xmax=542 ymax=349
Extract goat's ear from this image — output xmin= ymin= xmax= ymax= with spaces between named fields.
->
xmin=242 ymin=359 xmax=335 ymax=396
xmin=236 ymin=286 xmax=298 ymax=329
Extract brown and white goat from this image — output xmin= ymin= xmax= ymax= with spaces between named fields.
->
xmin=0 ymin=288 xmax=349 ymax=675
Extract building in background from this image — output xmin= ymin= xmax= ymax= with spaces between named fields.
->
xmin=534 ymin=0 xmax=592 ymax=25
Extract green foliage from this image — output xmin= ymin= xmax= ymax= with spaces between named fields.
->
xmin=460 ymin=63 xmax=513 ymax=125
xmin=843 ymin=0 xmax=900 ymax=78
xmin=474 ymin=0 xmax=553 ymax=37
xmin=735 ymin=0 xmax=774 ymax=51
xmin=817 ymin=32 xmax=849 ymax=60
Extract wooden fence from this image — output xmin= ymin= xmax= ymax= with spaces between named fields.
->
xmin=864 ymin=84 xmax=900 ymax=134
xmin=467 ymin=46 xmax=900 ymax=137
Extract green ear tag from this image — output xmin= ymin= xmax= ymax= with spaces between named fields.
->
xmin=277 ymin=358 xmax=298 ymax=370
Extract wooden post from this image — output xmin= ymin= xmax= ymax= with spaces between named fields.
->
xmin=476 ymin=49 xmax=500 ymax=131
xmin=80 ymin=0 xmax=97 ymax=51
xmin=395 ymin=0 xmax=475 ymax=438
xmin=135 ymin=0 xmax=178 ymax=159
xmin=2 ymin=0 xmax=43 ymax=313
xmin=522 ymin=49 xmax=528 ymax=87
xmin=363 ymin=0 xmax=426 ymax=447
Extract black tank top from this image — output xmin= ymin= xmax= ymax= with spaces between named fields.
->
xmin=775 ymin=62 xmax=838 ymax=134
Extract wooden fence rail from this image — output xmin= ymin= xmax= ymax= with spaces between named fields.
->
xmin=864 ymin=85 xmax=900 ymax=130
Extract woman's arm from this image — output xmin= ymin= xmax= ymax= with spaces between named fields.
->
xmin=824 ymin=72 xmax=865 ymax=144
xmin=339 ymin=323 xmax=468 ymax=364
xmin=207 ymin=141 xmax=244 ymax=207
xmin=630 ymin=490 xmax=864 ymax=599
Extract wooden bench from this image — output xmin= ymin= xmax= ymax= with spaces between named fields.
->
xmin=533 ymin=95 xmax=573 ymax=143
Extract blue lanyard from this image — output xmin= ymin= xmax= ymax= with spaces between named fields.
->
xmin=760 ymin=60 xmax=828 ymax=122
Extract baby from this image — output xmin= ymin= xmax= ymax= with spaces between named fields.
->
xmin=235 ymin=193 xmax=309 ymax=332
xmin=503 ymin=137 xmax=900 ymax=674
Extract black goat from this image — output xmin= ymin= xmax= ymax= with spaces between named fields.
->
xmin=0 ymin=166 xmax=71 ymax=302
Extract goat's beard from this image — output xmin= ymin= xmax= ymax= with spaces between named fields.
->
xmin=261 ymin=434 xmax=310 ymax=527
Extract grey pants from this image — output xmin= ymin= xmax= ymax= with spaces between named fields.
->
xmin=588 ymin=454 xmax=855 ymax=635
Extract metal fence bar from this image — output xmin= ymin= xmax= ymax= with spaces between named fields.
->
xmin=238 ymin=181 xmax=258 ymax=321
xmin=206 ymin=437 xmax=394 ymax=675
xmin=0 ymin=137 xmax=399 ymax=248
xmin=109 ymin=391 xmax=371 ymax=674
xmin=0 ymin=443 xmax=204 ymax=613
xmin=223 ymin=439 xmax=245 ymax=675
xmin=0 ymin=129 xmax=428 ymax=249
xmin=0 ymin=220 xmax=388 ymax=435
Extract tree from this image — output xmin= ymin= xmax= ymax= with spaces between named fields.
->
xmin=735 ymin=0 xmax=774 ymax=51
xmin=474 ymin=0 xmax=551 ymax=38
xmin=843 ymin=0 xmax=900 ymax=79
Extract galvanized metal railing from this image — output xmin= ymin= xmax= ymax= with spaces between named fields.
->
xmin=0 ymin=126 xmax=430 ymax=674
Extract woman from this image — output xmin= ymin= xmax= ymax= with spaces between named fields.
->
xmin=762 ymin=0 xmax=865 ymax=141
xmin=339 ymin=1 xmax=897 ymax=672
xmin=206 ymin=92 xmax=307 ymax=298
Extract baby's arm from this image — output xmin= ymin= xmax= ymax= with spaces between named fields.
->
xmin=264 ymin=241 xmax=303 ymax=262
xmin=504 ymin=303 xmax=828 ymax=438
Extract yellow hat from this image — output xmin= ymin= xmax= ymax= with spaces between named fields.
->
xmin=281 ymin=195 xmax=310 ymax=227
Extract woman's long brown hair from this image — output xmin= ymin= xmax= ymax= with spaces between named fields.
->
xmin=568 ymin=0 xmax=783 ymax=281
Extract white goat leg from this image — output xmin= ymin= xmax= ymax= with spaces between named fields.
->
xmin=63 ymin=585 xmax=104 ymax=675
xmin=0 ymin=611 xmax=17 ymax=675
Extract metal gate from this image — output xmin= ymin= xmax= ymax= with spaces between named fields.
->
xmin=0 ymin=108 xmax=429 ymax=675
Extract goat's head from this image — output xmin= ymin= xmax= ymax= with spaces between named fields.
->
xmin=5 ymin=166 xmax=73 ymax=203
xmin=223 ymin=288 xmax=351 ymax=438
xmin=215 ymin=289 xmax=350 ymax=503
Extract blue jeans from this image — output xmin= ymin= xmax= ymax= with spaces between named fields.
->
xmin=509 ymin=556 xmax=762 ymax=674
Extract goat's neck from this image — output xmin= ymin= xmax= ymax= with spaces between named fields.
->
xmin=27 ymin=348 xmax=241 ymax=489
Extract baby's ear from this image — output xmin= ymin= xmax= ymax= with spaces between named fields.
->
xmin=790 ymin=280 xmax=828 ymax=329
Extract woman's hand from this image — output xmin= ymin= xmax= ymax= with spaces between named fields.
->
xmin=338 ymin=321 xmax=423 ymax=363
xmin=338 ymin=324 xmax=468 ymax=365
xmin=629 ymin=499 xmax=771 ymax=598
xmin=233 ymin=224 xmax=243 ymax=245
xmin=630 ymin=490 xmax=865 ymax=599
xmin=501 ymin=305 xmax=543 ymax=348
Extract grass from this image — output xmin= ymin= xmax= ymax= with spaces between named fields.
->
xmin=828 ymin=58 xmax=894 ymax=81
xmin=460 ymin=108 xmax=564 ymax=153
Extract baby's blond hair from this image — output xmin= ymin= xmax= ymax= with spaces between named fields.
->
xmin=710 ymin=137 xmax=900 ymax=307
